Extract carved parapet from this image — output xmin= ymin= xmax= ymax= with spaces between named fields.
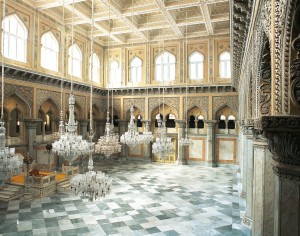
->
xmin=262 ymin=116 xmax=300 ymax=171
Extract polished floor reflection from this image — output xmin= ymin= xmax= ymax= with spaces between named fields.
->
xmin=0 ymin=160 xmax=250 ymax=236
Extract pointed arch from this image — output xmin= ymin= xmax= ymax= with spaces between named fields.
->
xmin=189 ymin=51 xmax=204 ymax=80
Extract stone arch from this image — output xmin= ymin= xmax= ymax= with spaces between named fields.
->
xmin=150 ymin=104 xmax=178 ymax=130
xmin=214 ymin=104 xmax=238 ymax=121
xmin=5 ymin=93 xmax=31 ymax=118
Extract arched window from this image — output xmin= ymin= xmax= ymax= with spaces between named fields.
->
xmin=130 ymin=57 xmax=142 ymax=83
xmin=2 ymin=14 xmax=28 ymax=62
xmin=41 ymin=31 xmax=59 ymax=71
xmin=189 ymin=115 xmax=196 ymax=128
xmin=228 ymin=115 xmax=236 ymax=129
xmin=89 ymin=53 xmax=100 ymax=82
xmin=218 ymin=115 xmax=226 ymax=129
xmin=155 ymin=51 xmax=176 ymax=82
xmin=166 ymin=113 xmax=176 ymax=128
xmin=137 ymin=114 xmax=143 ymax=128
xmin=109 ymin=60 xmax=121 ymax=87
xmin=189 ymin=52 xmax=204 ymax=80
xmin=219 ymin=51 xmax=231 ymax=78
xmin=68 ymin=44 xmax=82 ymax=78
xmin=197 ymin=115 xmax=204 ymax=129
xmin=155 ymin=113 xmax=163 ymax=127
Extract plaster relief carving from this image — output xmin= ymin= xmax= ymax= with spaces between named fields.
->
xmin=123 ymin=98 xmax=145 ymax=116
xmin=183 ymin=97 xmax=209 ymax=117
xmin=259 ymin=39 xmax=271 ymax=116
xmin=36 ymin=89 xmax=61 ymax=112
xmin=213 ymin=96 xmax=238 ymax=115
xmin=148 ymin=97 xmax=180 ymax=116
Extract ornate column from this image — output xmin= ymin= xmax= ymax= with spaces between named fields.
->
xmin=205 ymin=120 xmax=217 ymax=167
xmin=241 ymin=120 xmax=254 ymax=229
xmin=251 ymin=126 xmax=274 ymax=236
xmin=262 ymin=116 xmax=300 ymax=236
xmin=118 ymin=119 xmax=127 ymax=160
xmin=79 ymin=120 xmax=88 ymax=139
xmin=176 ymin=120 xmax=187 ymax=165
xmin=24 ymin=119 xmax=41 ymax=159
xmin=142 ymin=120 xmax=152 ymax=162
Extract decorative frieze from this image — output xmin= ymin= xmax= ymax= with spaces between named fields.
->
xmin=123 ymin=98 xmax=145 ymax=116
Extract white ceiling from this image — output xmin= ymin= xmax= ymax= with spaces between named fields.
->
xmin=23 ymin=0 xmax=230 ymax=46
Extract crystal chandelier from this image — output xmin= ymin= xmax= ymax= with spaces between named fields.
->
xmin=120 ymin=106 xmax=145 ymax=149
xmin=141 ymin=119 xmax=154 ymax=144
xmin=152 ymin=118 xmax=174 ymax=160
xmin=70 ymin=0 xmax=112 ymax=201
xmin=94 ymin=1 xmax=121 ymax=159
xmin=52 ymin=0 xmax=90 ymax=162
xmin=179 ymin=15 xmax=192 ymax=147
xmin=151 ymin=28 xmax=174 ymax=160
xmin=0 ymin=0 xmax=22 ymax=185
xmin=95 ymin=111 xmax=121 ymax=158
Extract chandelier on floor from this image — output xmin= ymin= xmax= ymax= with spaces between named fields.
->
xmin=94 ymin=0 xmax=121 ymax=159
xmin=52 ymin=0 xmax=90 ymax=162
xmin=0 ymin=0 xmax=23 ymax=185
xmin=70 ymin=0 xmax=112 ymax=201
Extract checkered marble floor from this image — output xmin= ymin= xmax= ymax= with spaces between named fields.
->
xmin=0 ymin=160 xmax=251 ymax=236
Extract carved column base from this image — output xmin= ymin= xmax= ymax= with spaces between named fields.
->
xmin=242 ymin=215 xmax=252 ymax=229
xmin=240 ymin=191 xmax=246 ymax=199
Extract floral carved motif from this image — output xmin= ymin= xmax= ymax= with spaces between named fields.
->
xmin=148 ymin=97 xmax=180 ymax=116
xmin=123 ymin=98 xmax=145 ymax=116
xmin=212 ymin=96 xmax=238 ymax=115
xmin=183 ymin=97 xmax=209 ymax=116
xmin=36 ymin=89 xmax=61 ymax=112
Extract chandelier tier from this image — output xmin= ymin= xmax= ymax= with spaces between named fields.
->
xmin=0 ymin=0 xmax=23 ymax=185
xmin=52 ymin=0 xmax=90 ymax=162
xmin=95 ymin=111 xmax=121 ymax=158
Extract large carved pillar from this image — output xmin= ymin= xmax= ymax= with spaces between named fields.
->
xmin=241 ymin=120 xmax=254 ymax=228
xmin=251 ymin=129 xmax=274 ymax=236
xmin=118 ymin=119 xmax=127 ymax=160
xmin=262 ymin=116 xmax=300 ymax=236
xmin=176 ymin=120 xmax=187 ymax=165
xmin=24 ymin=119 xmax=40 ymax=159
xmin=142 ymin=120 xmax=152 ymax=162
xmin=205 ymin=120 xmax=217 ymax=167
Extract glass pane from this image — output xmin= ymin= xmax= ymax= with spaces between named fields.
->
xmin=156 ymin=65 xmax=161 ymax=81
xmin=170 ymin=64 xmax=175 ymax=80
xmin=10 ymin=37 xmax=17 ymax=60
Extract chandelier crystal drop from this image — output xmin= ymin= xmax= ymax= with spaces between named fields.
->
xmin=120 ymin=106 xmax=145 ymax=150
xmin=95 ymin=111 xmax=121 ymax=158
xmin=152 ymin=119 xmax=174 ymax=160
xmin=52 ymin=94 xmax=90 ymax=162
xmin=0 ymin=122 xmax=23 ymax=185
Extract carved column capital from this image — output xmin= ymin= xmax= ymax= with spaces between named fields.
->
xmin=205 ymin=120 xmax=217 ymax=127
xmin=262 ymin=116 xmax=300 ymax=179
xmin=24 ymin=118 xmax=42 ymax=129
xmin=176 ymin=120 xmax=187 ymax=128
